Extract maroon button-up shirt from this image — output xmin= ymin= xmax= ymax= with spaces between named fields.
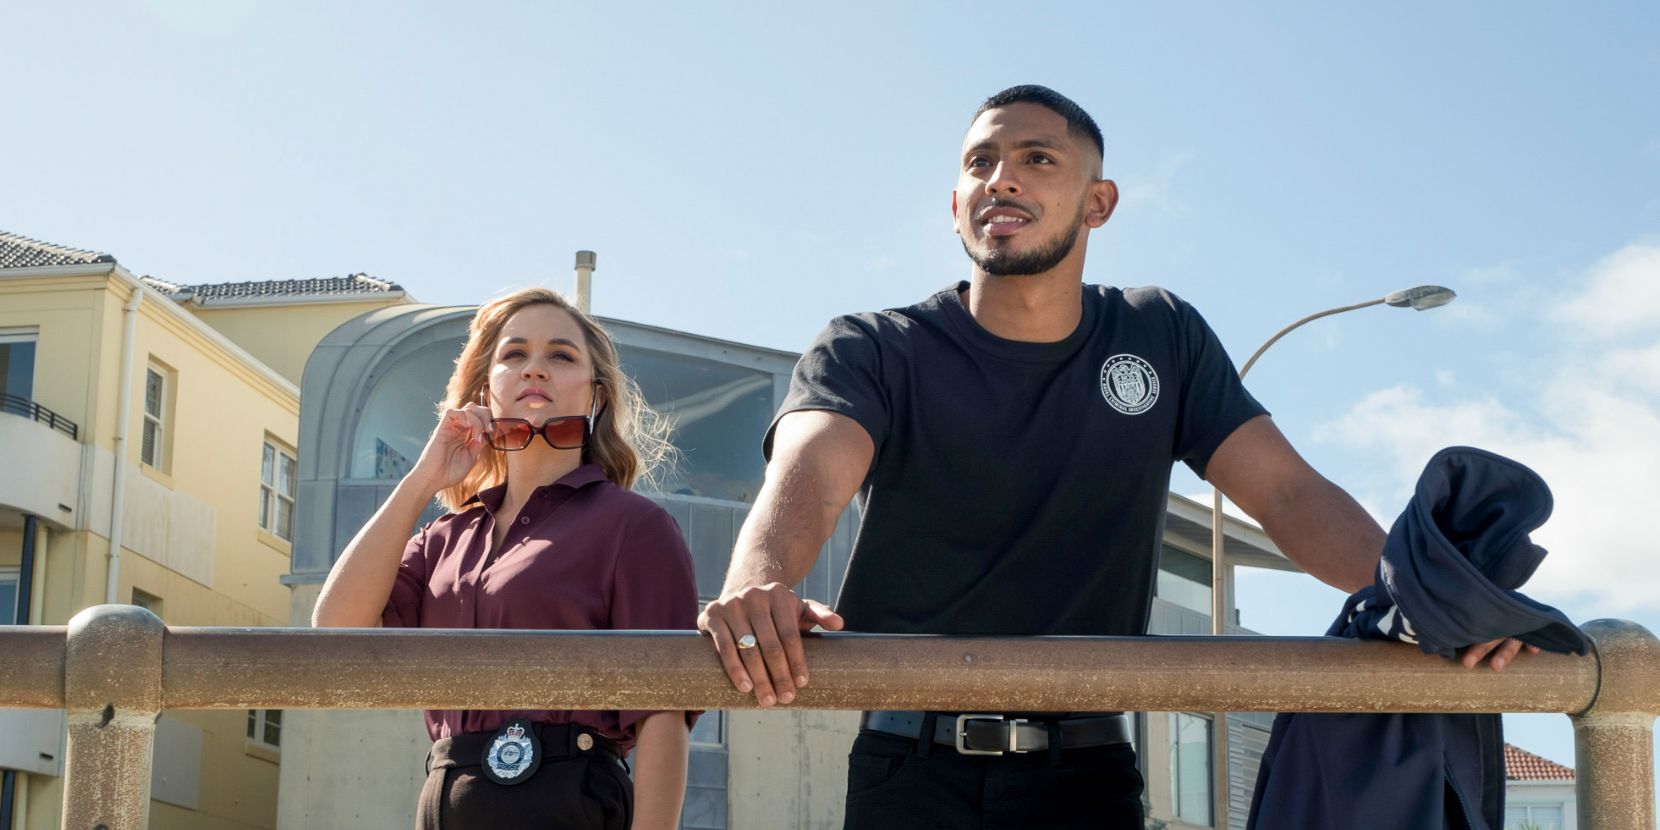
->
xmin=382 ymin=463 xmax=698 ymax=752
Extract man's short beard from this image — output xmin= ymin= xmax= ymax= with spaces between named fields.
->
xmin=962 ymin=212 xmax=1085 ymax=277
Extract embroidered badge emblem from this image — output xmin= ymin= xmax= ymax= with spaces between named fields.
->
xmin=481 ymin=719 xmax=541 ymax=785
xmin=1100 ymin=354 xmax=1159 ymax=415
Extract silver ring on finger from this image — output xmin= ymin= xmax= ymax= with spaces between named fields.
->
xmin=737 ymin=633 xmax=758 ymax=651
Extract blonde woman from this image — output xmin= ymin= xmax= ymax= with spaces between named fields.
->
xmin=314 ymin=288 xmax=695 ymax=830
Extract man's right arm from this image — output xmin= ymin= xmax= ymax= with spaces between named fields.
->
xmin=698 ymin=409 xmax=873 ymax=707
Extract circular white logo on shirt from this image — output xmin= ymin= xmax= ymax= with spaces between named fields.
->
xmin=1100 ymin=354 xmax=1159 ymax=415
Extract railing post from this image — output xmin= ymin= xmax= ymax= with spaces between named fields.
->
xmin=1571 ymin=619 xmax=1660 ymax=830
xmin=62 ymin=605 xmax=164 ymax=830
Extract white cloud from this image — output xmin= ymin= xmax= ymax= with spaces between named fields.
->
xmin=1314 ymin=243 xmax=1660 ymax=615
xmin=1554 ymin=243 xmax=1660 ymax=337
xmin=1120 ymin=150 xmax=1195 ymax=216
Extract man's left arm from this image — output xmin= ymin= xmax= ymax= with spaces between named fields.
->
xmin=1205 ymin=414 xmax=1532 ymax=671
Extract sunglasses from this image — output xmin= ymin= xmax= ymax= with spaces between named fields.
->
xmin=486 ymin=415 xmax=590 ymax=451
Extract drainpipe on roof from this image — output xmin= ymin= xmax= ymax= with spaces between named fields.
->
xmin=105 ymin=283 xmax=143 ymax=604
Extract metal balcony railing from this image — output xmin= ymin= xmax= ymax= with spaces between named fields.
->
xmin=0 ymin=393 xmax=78 ymax=440
xmin=2 ymin=605 xmax=1656 ymax=830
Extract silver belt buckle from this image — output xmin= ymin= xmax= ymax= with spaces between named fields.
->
xmin=954 ymin=714 xmax=1030 ymax=755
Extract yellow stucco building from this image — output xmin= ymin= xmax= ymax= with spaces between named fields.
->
xmin=0 ymin=230 xmax=408 ymax=830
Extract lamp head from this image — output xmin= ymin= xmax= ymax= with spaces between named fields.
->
xmin=1384 ymin=284 xmax=1457 ymax=311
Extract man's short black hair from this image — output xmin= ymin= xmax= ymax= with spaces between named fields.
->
xmin=972 ymin=85 xmax=1104 ymax=161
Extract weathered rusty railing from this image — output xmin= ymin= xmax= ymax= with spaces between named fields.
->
xmin=2 ymin=606 xmax=1656 ymax=829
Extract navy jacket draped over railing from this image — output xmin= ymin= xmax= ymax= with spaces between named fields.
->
xmin=1246 ymin=447 xmax=1588 ymax=830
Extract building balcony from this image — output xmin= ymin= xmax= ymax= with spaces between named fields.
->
xmin=0 ymin=399 xmax=82 ymax=529
xmin=0 ymin=393 xmax=77 ymax=440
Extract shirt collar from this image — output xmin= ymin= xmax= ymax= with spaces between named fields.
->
xmin=464 ymin=463 xmax=611 ymax=513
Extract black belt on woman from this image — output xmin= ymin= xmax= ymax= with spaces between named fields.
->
xmin=861 ymin=711 xmax=1133 ymax=756
xmin=427 ymin=722 xmax=622 ymax=776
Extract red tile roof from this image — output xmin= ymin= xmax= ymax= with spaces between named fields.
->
xmin=1505 ymin=743 xmax=1575 ymax=781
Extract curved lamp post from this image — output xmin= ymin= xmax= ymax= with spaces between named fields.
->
xmin=1204 ymin=284 xmax=1454 ymax=829
xmin=1209 ymin=283 xmax=1456 ymax=634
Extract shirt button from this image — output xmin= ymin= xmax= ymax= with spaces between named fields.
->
xmin=520 ymin=516 xmax=530 ymax=525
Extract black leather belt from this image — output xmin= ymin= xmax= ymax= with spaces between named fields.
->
xmin=861 ymin=711 xmax=1132 ymax=756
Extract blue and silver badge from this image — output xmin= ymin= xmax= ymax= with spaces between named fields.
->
xmin=480 ymin=718 xmax=541 ymax=785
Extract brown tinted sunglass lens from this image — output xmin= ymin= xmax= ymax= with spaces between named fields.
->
xmin=543 ymin=417 xmax=587 ymax=449
xmin=489 ymin=420 xmax=534 ymax=450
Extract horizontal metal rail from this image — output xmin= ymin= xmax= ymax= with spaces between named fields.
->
xmin=2 ymin=607 xmax=1655 ymax=830
xmin=0 ymin=392 xmax=79 ymax=440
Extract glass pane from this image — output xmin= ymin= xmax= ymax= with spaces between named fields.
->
xmin=688 ymin=710 xmax=723 ymax=746
xmin=1169 ymin=713 xmax=1212 ymax=824
xmin=141 ymin=419 xmax=159 ymax=465
xmin=0 ymin=570 xmax=18 ymax=625
xmin=1532 ymin=806 xmax=1564 ymax=830
xmin=258 ymin=486 xmax=271 ymax=530
xmin=0 ymin=340 xmax=36 ymax=400
xmin=277 ymin=453 xmax=294 ymax=495
xmin=277 ymin=497 xmax=293 ymax=541
xmin=145 ymin=370 xmax=163 ymax=417
xmin=264 ymin=721 xmax=280 ymax=746
xmin=351 ymin=340 xmax=462 ymax=479
xmin=246 ymin=710 xmax=257 ymax=739
xmin=618 ymin=346 xmax=774 ymax=502
xmin=262 ymin=444 xmax=274 ymax=486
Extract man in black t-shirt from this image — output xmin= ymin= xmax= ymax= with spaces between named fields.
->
xmin=698 ymin=85 xmax=1527 ymax=829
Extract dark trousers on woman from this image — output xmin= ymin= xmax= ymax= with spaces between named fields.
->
xmin=842 ymin=720 xmax=1145 ymax=829
xmin=419 ymin=725 xmax=632 ymax=830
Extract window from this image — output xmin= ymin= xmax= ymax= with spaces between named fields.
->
xmin=1169 ymin=712 xmax=1213 ymax=826
xmin=0 ymin=328 xmax=37 ymax=401
xmin=1156 ymin=546 xmax=1214 ymax=616
xmin=260 ymin=440 xmax=297 ymax=540
xmin=0 ymin=567 xmax=19 ymax=625
xmin=131 ymin=588 xmax=163 ymax=619
xmin=1505 ymin=805 xmax=1566 ymax=830
xmin=247 ymin=708 xmax=281 ymax=750
xmin=688 ymin=710 xmax=724 ymax=748
xmin=142 ymin=366 xmax=167 ymax=469
xmin=350 ymin=339 xmax=461 ymax=480
xmin=618 ymin=345 xmax=774 ymax=502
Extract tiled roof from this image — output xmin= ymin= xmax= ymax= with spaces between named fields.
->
xmin=139 ymin=273 xmax=403 ymax=301
xmin=0 ymin=230 xmax=115 ymax=269
xmin=1505 ymin=743 xmax=1575 ymax=781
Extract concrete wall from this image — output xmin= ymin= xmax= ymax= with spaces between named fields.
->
xmin=725 ymin=710 xmax=859 ymax=830
xmin=276 ymin=582 xmax=429 ymax=830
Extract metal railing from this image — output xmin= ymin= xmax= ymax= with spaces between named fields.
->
xmin=2 ymin=605 xmax=1656 ymax=830
xmin=0 ymin=394 xmax=78 ymax=440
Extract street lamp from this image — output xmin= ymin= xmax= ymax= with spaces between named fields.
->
xmin=1210 ymin=283 xmax=1456 ymax=633
xmin=1203 ymin=283 xmax=1454 ymax=830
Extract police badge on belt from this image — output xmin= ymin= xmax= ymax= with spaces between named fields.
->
xmin=481 ymin=719 xmax=542 ymax=785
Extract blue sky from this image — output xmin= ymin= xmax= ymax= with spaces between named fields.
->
xmin=5 ymin=0 xmax=1659 ymax=805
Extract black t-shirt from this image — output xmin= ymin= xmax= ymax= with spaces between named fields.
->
xmin=766 ymin=282 xmax=1267 ymax=637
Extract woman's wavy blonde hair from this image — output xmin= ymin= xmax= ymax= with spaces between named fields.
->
xmin=434 ymin=287 xmax=675 ymax=512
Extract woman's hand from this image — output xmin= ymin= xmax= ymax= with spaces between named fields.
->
xmin=409 ymin=403 xmax=494 ymax=493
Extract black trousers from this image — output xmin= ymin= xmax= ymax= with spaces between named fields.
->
xmin=418 ymin=727 xmax=632 ymax=830
xmin=841 ymin=730 xmax=1145 ymax=830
